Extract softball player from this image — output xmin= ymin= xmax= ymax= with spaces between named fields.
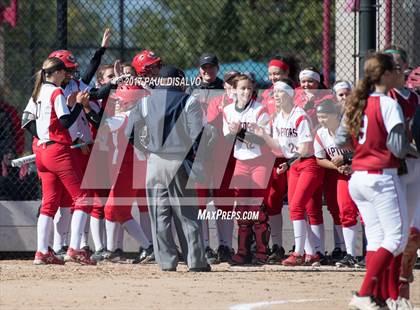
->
xmin=254 ymin=79 xmax=324 ymax=266
xmin=384 ymin=47 xmax=420 ymax=306
xmin=223 ymin=74 xmax=272 ymax=265
xmin=313 ymin=100 xmax=360 ymax=267
xmin=260 ymin=57 xmax=298 ymax=262
xmin=102 ymin=84 xmax=152 ymax=262
xmin=343 ymin=53 xmax=414 ymax=310
xmin=296 ymin=68 xmax=346 ymax=259
xmin=205 ymin=70 xmax=240 ymax=262
xmin=333 ymin=80 xmax=352 ymax=110
xmin=31 ymin=57 xmax=95 ymax=265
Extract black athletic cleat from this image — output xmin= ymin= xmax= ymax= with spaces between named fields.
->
xmin=355 ymin=257 xmax=366 ymax=269
xmin=330 ymin=247 xmax=346 ymax=262
xmin=205 ymin=246 xmax=220 ymax=265
xmin=91 ymin=248 xmax=107 ymax=262
xmin=103 ymin=248 xmax=124 ymax=262
xmin=267 ymin=244 xmax=285 ymax=264
xmin=336 ymin=254 xmax=358 ymax=268
xmin=54 ymin=246 xmax=69 ymax=260
xmin=133 ymin=245 xmax=155 ymax=264
xmin=217 ymin=245 xmax=232 ymax=263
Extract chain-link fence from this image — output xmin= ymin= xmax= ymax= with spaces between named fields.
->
xmin=0 ymin=0 xmax=419 ymax=202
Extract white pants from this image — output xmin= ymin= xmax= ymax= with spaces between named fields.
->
xmin=349 ymin=169 xmax=408 ymax=255
xmin=400 ymin=158 xmax=420 ymax=229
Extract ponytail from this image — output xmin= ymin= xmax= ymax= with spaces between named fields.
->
xmin=344 ymin=52 xmax=394 ymax=137
xmin=31 ymin=57 xmax=65 ymax=102
xmin=31 ymin=69 xmax=44 ymax=102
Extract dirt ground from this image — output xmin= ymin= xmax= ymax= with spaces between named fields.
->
xmin=1 ymin=260 xmax=419 ymax=310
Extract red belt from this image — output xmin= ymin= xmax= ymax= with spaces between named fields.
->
xmin=366 ymin=170 xmax=383 ymax=174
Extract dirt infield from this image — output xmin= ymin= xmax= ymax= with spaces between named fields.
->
xmin=1 ymin=260 xmax=419 ymax=310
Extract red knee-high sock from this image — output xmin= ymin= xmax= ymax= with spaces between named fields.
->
xmin=388 ymin=254 xmax=402 ymax=300
xmin=359 ymin=248 xmax=393 ymax=297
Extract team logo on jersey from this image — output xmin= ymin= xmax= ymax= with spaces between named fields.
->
xmin=276 ymin=127 xmax=298 ymax=137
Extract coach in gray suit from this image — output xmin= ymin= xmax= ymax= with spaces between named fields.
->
xmin=129 ymin=65 xmax=209 ymax=272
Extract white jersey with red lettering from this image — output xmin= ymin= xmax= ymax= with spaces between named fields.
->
xmin=35 ymin=83 xmax=72 ymax=145
xmin=63 ymin=79 xmax=93 ymax=143
xmin=272 ymin=106 xmax=312 ymax=159
xmin=314 ymin=127 xmax=352 ymax=159
xmin=223 ymin=99 xmax=270 ymax=160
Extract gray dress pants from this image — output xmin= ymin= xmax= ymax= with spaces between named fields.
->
xmin=146 ymin=153 xmax=207 ymax=270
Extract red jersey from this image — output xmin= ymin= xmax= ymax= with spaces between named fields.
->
xmin=388 ymin=88 xmax=419 ymax=142
xmin=294 ymin=87 xmax=335 ymax=128
xmin=352 ymin=94 xmax=404 ymax=171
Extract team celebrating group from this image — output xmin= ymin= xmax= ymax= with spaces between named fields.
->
xmin=19 ymin=28 xmax=420 ymax=310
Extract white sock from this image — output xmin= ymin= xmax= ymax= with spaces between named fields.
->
xmin=269 ymin=214 xmax=283 ymax=247
xmin=292 ymin=220 xmax=306 ymax=255
xmin=37 ymin=214 xmax=53 ymax=254
xmin=305 ymin=223 xmax=315 ymax=255
xmin=310 ymin=224 xmax=325 ymax=254
xmin=80 ymin=215 xmax=91 ymax=248
xmin=105 ymin=220 xmax=118 ymax=252
xmin=116 ymin=223 xmax=124 ymax=250
xmin=90 ymin=217 xmax=105 ymax=251
xmin=202 ymin=220 xmax=210 ymax=248
xmin=343 ymin=225 xmax=357 ymax=256
xmin=69 ymin=210 xmax=89 ymax=250
xmin=333 ymin=224 xmax=345 ymax=250
xmin=216 ymin=219 xmax=234 ymax=248
xmin=53 ymin=207 xmax=71 ymax=252
xmin=139 ymin=212 xmax=153 ymax=244
xmin=122 ymin=219 xmax=150 ymax=248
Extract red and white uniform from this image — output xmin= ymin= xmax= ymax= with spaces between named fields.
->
xmin=273 ymin=106 xmax=324 ymax=255
xmin=259 ymin=90 xmax=288 ymax=217
xmin=223 ymin=99 xmax=272 ymax=261
xmin=389 ymin=88 xmax=420 ymax=230
xmin=349 ymin=93 xmax=408 ymax=255
xmin=314 ymin=127 xmax=359 ymax=256
xmin=34 ymin=82 xmax=89 ymax=217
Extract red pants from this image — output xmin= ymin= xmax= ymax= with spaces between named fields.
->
xmin=264 ymin=157 xmax=288 ymax=216
xmin=323 ymin=169 xmax=342 ymax=225
xmin=231 ymin=156 xmax=271 ymax=204
xmin=287 ymin=157 xmax=324 ymax=224
xmin=36 ymin=143 xmax=90 ymax=217
xmin=337 ymin=176 xmax=358 ymax=227
xmin=104 ymin=145 xmax=138 ymax=223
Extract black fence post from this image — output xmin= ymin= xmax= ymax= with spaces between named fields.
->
xmin=119 ymin=0 xmax=124 ymax=60
xmin=359 ymin=0 xmax=376 ymax=78
xmin=57 ymin=0 xmax=68 ymax=49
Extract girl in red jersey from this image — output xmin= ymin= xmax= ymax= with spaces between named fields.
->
xmin=341 ymin=53 xmax=416 ymax=310
xmin=384 ymin=46 xmax=420 ymax=307
xmin=102 ymin=84 xmax=152 ymax=262
xmin=314 ymin=100 xmax=360 ymax=268
xmin=223 ymin=74 xmax=272 ymax=265
xmin=31 ymin=57 xmax=95 ymax=265
xmin=254 ymin=79 xmax=324 ymax=266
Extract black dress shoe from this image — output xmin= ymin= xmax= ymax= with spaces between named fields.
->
xmin=188 ymin=264 xmax=211 ymax=272
xmin=162 ymin=267 xmax=177 ymax=272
